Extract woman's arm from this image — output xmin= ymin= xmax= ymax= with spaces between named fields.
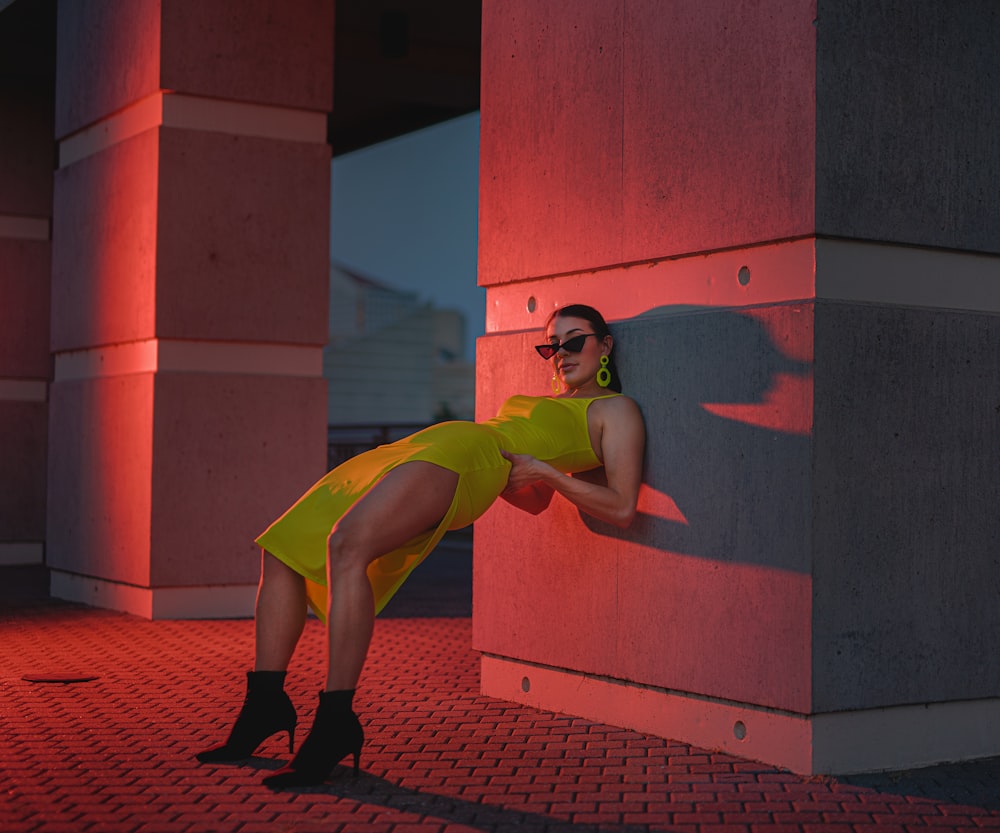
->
xmin=500 ymin=396 xmax=645 ymax=527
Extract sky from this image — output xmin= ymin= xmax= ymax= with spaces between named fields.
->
xmin=330 ymin=111 xmax=484 ymax=359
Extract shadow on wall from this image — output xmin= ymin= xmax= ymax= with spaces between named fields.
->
xmin=579 ymin=304 xmax=815 ymax=574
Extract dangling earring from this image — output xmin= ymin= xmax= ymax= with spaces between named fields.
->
xmin=596 ymin=356 xmax=611 ymax=388
xmin=551 ymin=370 xmax=562 ymax=395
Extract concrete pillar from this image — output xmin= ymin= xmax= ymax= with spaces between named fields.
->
xmin=0 ymin=1 xmax=54 ymax=571
xmin=475 ymin=0 xmax=1000 ymax=774
xmin=47 ymin=0 xmax=334 ymax=618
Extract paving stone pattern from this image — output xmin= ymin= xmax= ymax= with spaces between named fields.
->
xmin=2 ymin=578 xmax=999 ymax=833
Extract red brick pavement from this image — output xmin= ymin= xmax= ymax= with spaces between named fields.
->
xmin=2 ymin=596 xmax=999 ymax=833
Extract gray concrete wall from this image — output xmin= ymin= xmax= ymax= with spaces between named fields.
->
xmin=812 ymin=301 xmax=1000 ymax=712
xmin=816 ymin=0 xmax=1000 ymax=253
xmin=812 ymin=0 xmax=1000 ymax=713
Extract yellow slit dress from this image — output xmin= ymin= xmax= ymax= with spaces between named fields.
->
xmin=255 ymin=394 xmax=618 ymax=619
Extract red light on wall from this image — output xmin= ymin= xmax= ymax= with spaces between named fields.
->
xmin=700 ymin=305 xmax=814 ymax=436
xmin=702 ymin=370 xmax=813 ymax=436
xmin=636 ymin=482 xmax=688 ymax=525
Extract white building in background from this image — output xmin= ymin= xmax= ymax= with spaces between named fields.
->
xmin=324 ymin=263 xmax=475 ymax=428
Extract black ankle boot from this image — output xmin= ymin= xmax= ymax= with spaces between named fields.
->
xmin=262 ymin=689 xmax=363 ymax=788
xmin=196 ymin=671 xmax=297 ymax=762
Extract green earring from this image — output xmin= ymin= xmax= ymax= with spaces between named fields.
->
xmin=596 ymin=355 xmax=611 ymax=388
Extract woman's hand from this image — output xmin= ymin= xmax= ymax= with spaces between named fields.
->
xmin=500 ymin=450 xmax=548 ymax=493
xmin=499 ymin=450 xmax=555 ymax=514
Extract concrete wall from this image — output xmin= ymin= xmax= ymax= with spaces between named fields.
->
xmin=812 ymin=303 xmax=1000 ymax=712
xmin=475 ymin=0 xmax=1000 ymax=774
xmin=476 ymin=304 xmax=815 ymax=713
xmin=478 ymin=0 xmax=816 ymax=282
xmin=0 ymin=0 xmax=54 ymax=568
xmin=810 ymin=0 xmax=1000 ymax=715
xmin=815 ymin=0 xmax=1000 ymax=252
xmin=476 ymin=0 xmax=819 ymax=710
xmin=46 ymin=0 xmax=334 ymax=617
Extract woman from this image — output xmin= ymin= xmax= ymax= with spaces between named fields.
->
xmin=196 ymin=304 xmax=645 ymax=788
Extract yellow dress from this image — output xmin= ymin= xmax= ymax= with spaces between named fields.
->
xmin=255 ymin=394 xmax=618 ymax=619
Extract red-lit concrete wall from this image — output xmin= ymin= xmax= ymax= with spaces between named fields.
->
xmin=46 ymin=0 xmax=334 ymax=617
xmin=0 ymin=3 xmax=53 ymax=569
xmin=476 ymin=303 xmax=815 ymax=710
xmin=476 ymin=0 xmax=819 ymax=765
xmin=475 ymin=0 xmax=1000 ymax=774
xmin=478 ymin=0 xmax=815 ymax=283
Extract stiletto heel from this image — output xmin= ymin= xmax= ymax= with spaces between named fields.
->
xmin=196 ymin=671 xmax=297 ymax=763
xmin=263 ymin=689 xmax=364 ymax=788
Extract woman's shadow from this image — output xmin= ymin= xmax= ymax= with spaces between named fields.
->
xmin=243 ymin=756 xmax=659 ymax=832
xmin=582 ymin=304 xmax=815 ymax=574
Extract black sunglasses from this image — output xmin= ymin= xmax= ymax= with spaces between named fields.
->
xmin=534 ymin=333 xmax=598 ymax=360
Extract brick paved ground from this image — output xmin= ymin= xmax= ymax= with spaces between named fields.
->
xmin=2 ymin=554 xmax=999 ymax=833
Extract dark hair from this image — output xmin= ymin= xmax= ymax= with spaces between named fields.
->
xmin=547 ymin=304 xmax=622 ymax=393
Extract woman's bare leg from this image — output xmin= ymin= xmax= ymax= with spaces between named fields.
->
xmin=254 ymin=551 xmax=308 ymax=672
xmin=196 ymin=552 xmax=304 ymax=763
xmin=324 ymin=461 xmax=459 ymax=690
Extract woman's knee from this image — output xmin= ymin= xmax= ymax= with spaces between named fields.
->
xmin=326 ymin=526 xmax=371 ymax=578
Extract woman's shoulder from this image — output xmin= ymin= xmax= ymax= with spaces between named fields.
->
xmin=590 ymin=393 xmax=644 ymax=422
xmin=592 ymin=392 xmax=639 ymax=408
